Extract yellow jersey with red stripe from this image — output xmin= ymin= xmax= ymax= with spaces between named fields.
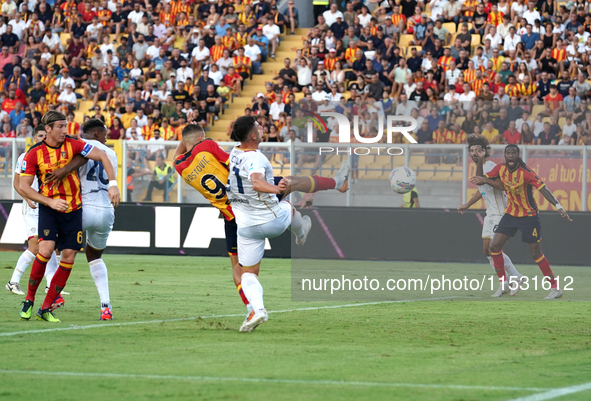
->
xmin=391 ymin=13 xmax=406 ymax=26
xmin=463 ymin=0 xmax=478 ymax=16
xmin=505 ymin=83 xmax=520 ymax=97
xmin=324 ymin=56 xmax=337 ymax=71
xmin=160 ymin=11 xmax=174 ymax=27
xmin=210 ymin=44 xmax=226 ymax=62
xmin=438 ymin=56 xmax=453 ymax=72
xmin=345 ymin=47 xmax=358 ymax=63
xmin=22 ymin=136 xmax=94 ymax=213
xmin=486 ymin=163 xmax=545 ymax=217
xmin=222 ymin=35 xmax=237 ymax=50
xmin=97 ymin=9 xmax=111 ymax=26
xmin=233 ymin=56 xmax=251 ymax=74
xmin=551 ymin=48 xmax=566 ymax=62
xmin=434 ymin=128 xmax=453 ymax=143
xmin=67 ymin=122 xmax=80 ymax=136
xmin=518 ymin=82 xmax=537 ymax=97
xmin=174 ymin=139 xmax=234 ymax=221
xmin=487 ymin=11 xmax=504 ymax=26
xmin=464 ymin=68 xmax=476 ymax=83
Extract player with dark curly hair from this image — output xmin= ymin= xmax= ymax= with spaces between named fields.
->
xmin=471 ymin=143 xmax=573 ymax=299
xmin=458 ymin=135 xmax=524 ymax=297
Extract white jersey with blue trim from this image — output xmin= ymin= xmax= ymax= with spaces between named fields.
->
xmin=15 ymin=152 xmax=40 ymax=216
xmin=227 ymin=147 xmax=282 ymax=227
xmin=78 ymin=139 xmax=118 ymax=209
xmin=482 ymin=160 xmax=507 ymax=217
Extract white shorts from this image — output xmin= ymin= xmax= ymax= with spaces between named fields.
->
xmin=83 ymin=205 xmax=115 ymax=250
xmin=23 ymin=212 xmax=38 ymax=239
xmin=482 ymin=215 xmax=502 ymax=239
xmin=237 ymin=202 xmax=292 ymax=267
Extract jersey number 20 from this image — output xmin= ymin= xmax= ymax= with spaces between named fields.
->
xmin=86 ymin=161 xmax=109 ymax=185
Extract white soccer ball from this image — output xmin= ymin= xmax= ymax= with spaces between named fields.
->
xmin=389 ymin=166 xmax=416 ymax=194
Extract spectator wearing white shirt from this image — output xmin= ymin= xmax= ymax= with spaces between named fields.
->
xmin=322 ymin=3 xmax=344 ymax=27
xmin=191 ymin=38 xmax=210 ymax=71
xmin=134 ymin=109 xmax=148 ymax=128
xmin=262 ymin=18 xmax=280 ymax=58
xmin=269 ymin=96 xmax=285 ymax=121
xmin=146 ymin=42 xmax=161 ymax=61
xmin=497 ymin=16 xmax=513 ymax=38
xmin=522 ymin=2 xmax=540 ymax=26
xmin=458 ymin=83 xmax=476 ymax=110
xmin=1 ymin=0 xmax=17 ymax=17
xmin=244 ymin=36 xmax=262 ymax=73
xmin=8 ymin=13 xmax=26 ymax=40
xmin=127 ymin=3 xmax=144 ymax=26
xmin=25 ymin=15 xmax=45 ymax=38
xmin=208 ymin=63 xmax=223 ymax=86
xmin=55 ymin=68 xmax=76 ymax=91
xmin=503 ymin=26 xmax=521 ymax=52
xmin=515 ymin=112 xmax=532 ymax=132
xmin=484 ymin=26 xmax=503 ymax=49
xmin=100 ymin=35 xmax=115 ymax=60
xmin=562 ymin=116 xmax=577 ymax=143
xmin=176 ymin=58 xmax=193 ymax=83
xmin=445 ymin=61 xmax=461 ymax=86
xmin=58 ymin=84 xmax=77 ymax=112
xmin=42 ymin=27 xmax=61 ymax=54
xmin=86 ymin=16 xmax=103 ymax=41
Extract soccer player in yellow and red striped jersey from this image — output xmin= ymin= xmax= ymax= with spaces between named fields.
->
xmin=174 ymin=121 xmax=350 ymax=321
xmin=18 ymin=111 xmax=121 ymax=322
xmin=472 ymin=144 xmax=572 ymax=299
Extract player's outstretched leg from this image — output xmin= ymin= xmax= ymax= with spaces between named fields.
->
xmin=6 ymin=249 xmax=35 ymax=295
xmin=280 ymin=160 xmax=351 ymax=196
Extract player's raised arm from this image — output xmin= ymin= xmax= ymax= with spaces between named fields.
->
xmin=86 ymin=147 xmax=121 ymax=207
xmin=458 ymin=191 xmax=482 ymax=214
xmin=539 ymin=187 xmax=573 ymax=221
xmin=251 ymin=173 xmax=282 ymax=194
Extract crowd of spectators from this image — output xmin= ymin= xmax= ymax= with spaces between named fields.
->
xmin=0 ymin=0 xmax=299 ymax=156
xmin=249 ymin=0 xmax=591 ymax=149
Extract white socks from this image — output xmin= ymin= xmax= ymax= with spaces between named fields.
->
xmin=89 ymin=259 xmax=111 ymax=308
xmin=10 ymin=249 xmax=35 ymax=283
xmin=289 ymin=209 xmax=306 ymax=238
xmin=487 ymin=253 xmax=521 ymax=279
xmin=45 ymin=252 xmax=59 ymax=286
xmin=241 ymin=272 xmax=265 ymax=312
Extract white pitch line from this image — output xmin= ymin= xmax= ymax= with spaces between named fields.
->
xmin=0 ymin=296 xmax=468 ymax=338
xmin=0 ymin=369 xmax=550 ymax=392
xmin=508 ymin=382 xmax=591 ymax=401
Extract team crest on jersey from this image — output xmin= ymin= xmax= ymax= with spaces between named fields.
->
xmin=44 ymin=229 xmax=50 ymax=236
xmin=61 ymin=151 xmax=67 ymax=158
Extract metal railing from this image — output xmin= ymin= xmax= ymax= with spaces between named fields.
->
xmin=2 ymin=138 xmax=589 ymax=211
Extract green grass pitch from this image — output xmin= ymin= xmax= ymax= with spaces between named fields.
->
xmin=1 ymin=253 xmax=590 ymax=401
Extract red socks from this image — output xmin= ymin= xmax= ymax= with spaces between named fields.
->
xmin=42 ymin=262 xmax=73 ymax=310
xmin=535 ymin=254 xmax=557 ymax=288
xmin=309 ymin=176 xmax=336 ymax=193
xmin=491 ymin=251 xmax=507 ymax=282
xmin=237 ymin=283 xmax=249 ymax=306
xmin=26 ymin=253 xmax=50 ymax=302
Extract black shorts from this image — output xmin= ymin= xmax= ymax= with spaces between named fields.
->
xmin=224 ymin=217 xmax=238 ymax=255
xmin=38 ymin=204 xmax=84 ymax=251
xmin=494 ymin=214 xmax=542 ymax=244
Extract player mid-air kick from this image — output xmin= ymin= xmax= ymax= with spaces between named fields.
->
xmin=471 ymin=144 xmax=572 ymax=299
xmin=174 ymin=117 xmax=349 ymax=332
xmin=458 ymin=136 xmax=524 ymax=297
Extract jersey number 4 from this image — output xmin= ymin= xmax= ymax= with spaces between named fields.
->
xmin=86 ymin=161 xmax=109 ymax=185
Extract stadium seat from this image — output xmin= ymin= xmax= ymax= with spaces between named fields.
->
xmin=399 ymin=34 xmax=413 ymax=47
xmin=471 ymin=34 xmax=481 ymax=47
xmin=443 ymin=22 xmax=457 ymax=34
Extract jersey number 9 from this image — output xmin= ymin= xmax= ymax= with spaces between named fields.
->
xmin=201 ymin=174 xmax=226 ymax=199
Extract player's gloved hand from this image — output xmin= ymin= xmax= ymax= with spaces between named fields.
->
xmin=109 ymin=186 xmax=121 ymax=208
xmin=45 ymin=167 xmax=68 ymax=190
xmin=49 ymin=198 xmax=69 ymax=212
